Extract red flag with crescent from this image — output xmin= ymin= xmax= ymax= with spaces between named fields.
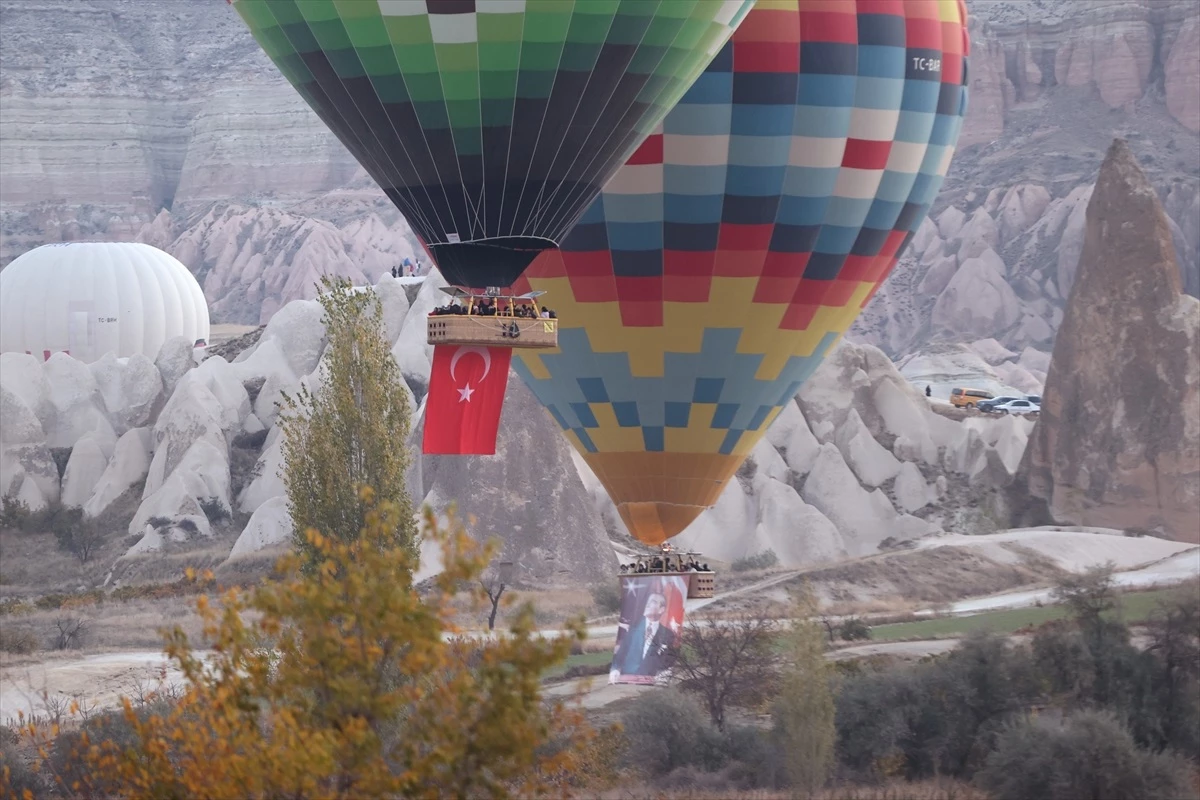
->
xmin=422 ymin=344 xmax=512 ymax=455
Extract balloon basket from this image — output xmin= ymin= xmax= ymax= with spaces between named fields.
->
xmin=427 ymin=315 xmax=558 ymax=349
xmin=618 ymin=547 xmax=715 ymax=599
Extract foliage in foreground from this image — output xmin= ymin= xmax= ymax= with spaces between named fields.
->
xmin=15 ymin=491 xmax=591 ymax=799
xmin=280 ymin=276 xmax=418 ymax=567
xmin=977 ymin=710 xmax=1195 ymax=800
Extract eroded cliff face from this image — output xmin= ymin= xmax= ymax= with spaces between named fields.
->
xmin=962 ymin=0 xmax=1200 ymax=146
xmin=1020 ymin=139 xmax=1200 ymax=542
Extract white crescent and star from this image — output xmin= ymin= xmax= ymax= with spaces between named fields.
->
xmin=449 ymin=346 xmax=491 ymax=403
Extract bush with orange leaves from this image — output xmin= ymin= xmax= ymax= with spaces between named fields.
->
xmin=11 ymin=489 xmax=592 ymax=800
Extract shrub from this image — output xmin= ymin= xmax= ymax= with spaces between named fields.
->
xmin=590 ymin=582 xmax=621 ymax=615
xmin=976 ymin=710 xmax=1194 ymax=800
xmin=52 ymin=616 xmax=88 ymax=650
xmin=731 ymin=549 xmax=779 ymax=572
xmin=197 ymin=496 xmax=229 ymax=525
xmin=835 ymin=632 xmax=1038 ymax=782
xmin=620 ymin=689 xmax=724 ymax=774
xmin=838 ymin=617 xmax=872 ymax=641
xmin=0 ymin=626 xmax=37 ymax=655
xmin=0 ymin=496 xmax=30 ymax=530
xmin=1 ymin=739 xmax=40 ymax=799
xmin=51 ymin=509 xmax=103 ymax=564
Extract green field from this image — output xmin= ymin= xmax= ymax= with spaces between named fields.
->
xmin=544 ymin=649 xmax=612 ymax=680
xmin=868 ymin=586 xmax=1184 ymax=641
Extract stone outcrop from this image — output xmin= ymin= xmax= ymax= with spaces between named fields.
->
xmin=414 ymin=374 xmax=618 ymax=588
xmin=962 ymin=1 xmax=1200 ymax=146
xmin=1020 ymin=139 xmax=1200 ymax=541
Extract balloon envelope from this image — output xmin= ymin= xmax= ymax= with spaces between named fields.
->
xmin=0 ymin=243 xmax=210 ymax=364
xmin=231 ymin=0 xmax=754 ymax=288
xmin=513 ymin=0 xmax=970 ymax=545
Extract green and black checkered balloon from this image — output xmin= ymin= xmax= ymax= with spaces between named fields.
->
xmin=231 ymin=0 xmax=753 ymax=288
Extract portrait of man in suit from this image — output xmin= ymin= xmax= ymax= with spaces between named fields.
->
xmin=609 ymin=588 xmax=679 ymax=684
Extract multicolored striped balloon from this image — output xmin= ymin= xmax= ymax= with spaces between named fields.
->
xmin=230 ymin=0 xmax=754 ymax=289
xmin=513 ymin=0 xmax=970 ymax=546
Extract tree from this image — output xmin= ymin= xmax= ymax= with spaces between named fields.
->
xmin=772 ymin=586 xmax=836 ymax=793
xmin=1135 ymin=583 xmax=1200 ymax=756
xmin=672 ymin=611 xmax=780 ymax=730
xmin=976 ymin=710 xmax=1193 ymax=800
xmin=36 ymin=491 xmax=591 ymax=799
xmin=1052 ymin=561 xmax=1119 ymax=632
xmin=279 ymin=276 xmax=418 ymax=567
xmin=51 ymin=509 xmax=102 ymax=564
xmin=479 ymin=561 xmax=513 ymax=631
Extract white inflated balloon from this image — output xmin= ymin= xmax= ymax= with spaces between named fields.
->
xmin=0 ymin=242 xmax=210 ymax=363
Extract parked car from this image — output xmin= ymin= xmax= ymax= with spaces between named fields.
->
xmin=992 ymin=399 xmax=1040 ymax=415
xmin=1025 ymin=395 xmax=1042 ymax=405
xmin=978 ymin=395 xmax=1020 ymax=413
xmin=950 ymin=387 xmax=994 ymax=408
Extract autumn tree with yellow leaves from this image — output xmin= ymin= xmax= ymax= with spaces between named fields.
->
xmin=16 ymin=495 xmax=590 ymax=799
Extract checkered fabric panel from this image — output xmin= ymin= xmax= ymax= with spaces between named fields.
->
xmin=511 ymin=0 xmax=968 ymax=541
xmin=231 ymin=0 xmax=752 ymax=287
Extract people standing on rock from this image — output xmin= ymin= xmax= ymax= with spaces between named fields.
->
xmin=926 ymin=385 xmax=932 ymax=398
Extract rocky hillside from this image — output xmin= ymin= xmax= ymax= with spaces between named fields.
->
xmin=851 ymin=0 xmax=1200 ymax=359
xmin=2 ymin=274 xmax=1044 ymax=595
xmin=2 ymin=0 xmax=1197 ymax=347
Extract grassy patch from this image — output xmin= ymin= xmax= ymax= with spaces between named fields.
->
xmin=869 ymin=587 xmax=1181 ymax=641
xmin=543 ymin=649 xmax=612 ymax=681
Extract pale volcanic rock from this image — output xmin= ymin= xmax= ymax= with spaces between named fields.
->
xmin=1165 ymin=15 xmax=1200 ymax=132
xmin=918 ymin=255 xmax=959 ymax=297
xmin=0 ymin=353 xmax=57 ymax=436
xmin=932 ymin=252 xmax=1022 ymax=339
xmin=88 ymin=353 xmax=164 ymax=434
xmin=969 ymin=338 xmax=1019 ymax=366
xmin=154 ymin=336 xmax=197 ymax=397
xmin=1021 ymin=139 xmax=1200 ymax=542
xmin=238 ymin=427 xmax=286 ymax=515
xmin=894 ymin=461 xmax=935 ymax=514
xmin=144 ymin=376 xmax=228 ymax=499
xmin=835 ymin=409 xmax=902 ymax=488
xmin=0 ymin=387 xmax=60 ymax=508
xmin=228 ymin=496 xmax=293 ymax=559
xmin=253 ymin=299 xmax=326 ymax=380
xmin=83 ymin=427 xmax=152 ymax=518
xmin=374 ymin=273 xmax=413 ymax=346
xmin=392 ymin=271 xmax=448 ymax=398
xmin=957 ymin=208 xmax=1001 ymax=261
xmin=801 ymin=443 xmax=902 ymax=555
xmin=997 ymin=184 xmax=1052 ymax=241
xmin=60 ymin=435 xmax=109 ymax=508
xmin=936 ymin=206 xmax=967 ymax=240
xmin=41 ymin=353 xmax=117 ymax=453
xmin=1055 ymin=186 xmax=1096 ymax=298
xmin=763 ymin=398 xmax=821 ymax=477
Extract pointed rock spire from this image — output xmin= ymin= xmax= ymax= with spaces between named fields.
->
xmin=1020 ymin=139 xmax=1200 ymax=541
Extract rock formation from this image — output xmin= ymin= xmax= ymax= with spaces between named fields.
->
xmin=1020 ymin=139 xmax=1200 ymax=542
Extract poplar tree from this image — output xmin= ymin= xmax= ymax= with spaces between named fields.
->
xmin=279 ymin=276 xmax=418 ymax=565
xmin=772 ymin=585 xmax=838 ymax=793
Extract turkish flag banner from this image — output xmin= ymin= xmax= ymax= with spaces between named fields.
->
xmin=422 ymin=345 xmax=512 ymax=455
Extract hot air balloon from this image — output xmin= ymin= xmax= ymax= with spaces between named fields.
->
xmin=229 ymin=0 xmax=754 ymax=290
xmin=0 ymin=243 xmax=211 ymax=364
xmin=512 ymin=0 xmax=970 ymax=546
